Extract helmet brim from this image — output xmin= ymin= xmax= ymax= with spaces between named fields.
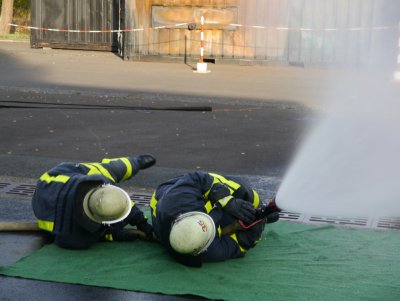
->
xmin=82 ymin=184 xmax=132 ymax=224
xmin=169 ymin=211 xmax=216 ymax=256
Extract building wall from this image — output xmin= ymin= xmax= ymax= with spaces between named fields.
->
xmin=123 ymin=0 xmax=399 ymax=69
xmin=31 ymin=0 xmax=119 ymax=51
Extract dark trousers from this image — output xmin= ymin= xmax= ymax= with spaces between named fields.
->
xmin=54 ymin=222 xmax=104 ymax=249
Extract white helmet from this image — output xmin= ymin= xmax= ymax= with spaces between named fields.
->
xmin=169 ymin=212 xmax=216 ymax=256
xmin=83 ymin=184 xmax=132 ymax=224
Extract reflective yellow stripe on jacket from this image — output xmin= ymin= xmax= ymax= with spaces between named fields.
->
xmin=37 ymin=219 xmax=54 ymax=232
xmin=101 ymin=157 xmax=133 ymax=181
xmin=104 ymin=234 xmax=113 ymax=241
xmin=81 ymin=163 xmax=115 ymax=182
xmin=230 ymin=233 xmax=246 ymax=253
xmin=150 ymin=193 xmax=214 ymax=217
xmin=204 ymin=173 xmax=241 ymax=200
xmin=150 ymin=193 xmax=157 ymax=217
xmin=205 ymin=173 xmax=260 ymax=209
xmin=252 ymin=190 xmax=260 ymax=209
xmin=40 ymin=173 xmax=70 ymax=184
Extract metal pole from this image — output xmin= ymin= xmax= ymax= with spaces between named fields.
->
xmin=200 ymin=15 xmax=205 ymax=63
xmin=194 ymin=16 xmax=210 ymax=73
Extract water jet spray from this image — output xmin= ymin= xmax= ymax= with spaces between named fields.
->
xmin=275 ymin=80 xmax=400 ymax=219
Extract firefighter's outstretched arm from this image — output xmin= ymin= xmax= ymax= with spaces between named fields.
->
xmin=207 ymin=180 xmax=256 ymax=224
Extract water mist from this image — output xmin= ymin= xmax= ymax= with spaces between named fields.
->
xmin=276 ymin=78 xmax=400 ymax=218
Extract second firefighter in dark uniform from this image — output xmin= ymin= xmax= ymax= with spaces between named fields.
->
xmin=150 ymin=171 xmax=280 ymax=267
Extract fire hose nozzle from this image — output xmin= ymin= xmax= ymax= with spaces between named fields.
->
xmin=254 ymin=198 xmax=282 ymax=220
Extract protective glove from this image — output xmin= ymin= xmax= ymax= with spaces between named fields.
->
xmin=237 ymin=221 xmax=265 ymax=250
xmin=136 ymin=154 xmax=156 ymax=170
xmin=126 ymin=206 xmax=147 ymax=226
xmin=108 ymin=228 xmax=141 ymax=242
xmin=125 ymin=206 xmax=155 ymax=240
xmin=265 ymin=212 xmax=280 ymax=224
xmin=136 ymin=220 xmax=155 ymax=241
xmin=224 ymin=198 xmax=256 ymax=224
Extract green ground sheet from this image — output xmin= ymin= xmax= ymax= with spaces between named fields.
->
xmin=1 ymin=221 xmax=399 ymax=301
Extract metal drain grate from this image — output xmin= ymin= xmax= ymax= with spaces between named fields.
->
xmin=279 ymin=211 xmax=302 ymax=221
xmin=279 ymin=212 xmax=370 ymax=228
xmin=130 ymin=193 xmax=152 ymax=207
xmin=7 ymin=184 xmax=37 ymax=196
xmin=0 ymin=181 xmax=152 ymax=203
xmin=375 ymin=217 xmax=400 ymax=230
xmin=0 ymin=182 xmax=37 ymax=196
xmin=1 ymin=181 xmax=399 ymax=231
xmin=0 ymin=182 xmax=11 ymax=189
xmin=307 ymin=216 xmax=369 ymax=227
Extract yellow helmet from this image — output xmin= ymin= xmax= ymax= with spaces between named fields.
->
xmin=83 ymin=184 xmax=131 ymax=224
xmin=169 ymin=212 xmax=216 ymax=256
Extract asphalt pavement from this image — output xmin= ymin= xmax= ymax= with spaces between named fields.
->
xmin=0 ymin=40 xmax=396 ymax=300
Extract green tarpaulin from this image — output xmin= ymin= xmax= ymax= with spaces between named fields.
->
xmin=1 ymin=222 xmax=399 ymax=301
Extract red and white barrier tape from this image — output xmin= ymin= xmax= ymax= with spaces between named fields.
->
xmin=10 ymin=21 xmax=397 ymax=34
xmin=206 ymin=20 xmax=396 ymax=32
xmin=8 ymin=23 xmax=189 ymax=33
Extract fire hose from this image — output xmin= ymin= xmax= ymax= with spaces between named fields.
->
xmin=0 ymin=100 xmax=212 ymax=112
xmin=0 ymin=222 xmax=39 ymax=232
xmin=0 ymin=199 xmax=280 ymax=239
xmin=0 ymin=221 xmax=148 ymax=239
